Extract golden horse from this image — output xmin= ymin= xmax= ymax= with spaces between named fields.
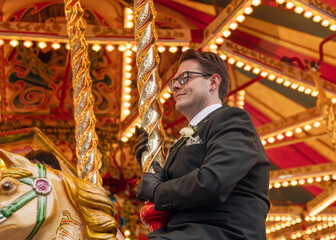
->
xmin=0 ymin=148 xmax=125 ymax=240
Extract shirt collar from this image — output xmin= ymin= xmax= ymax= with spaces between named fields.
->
xmin=189 ymin=104 xmax=222 ymax=126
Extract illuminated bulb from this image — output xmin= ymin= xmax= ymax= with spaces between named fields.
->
xmin=311 ymin=90 xmax=318 ymax=97
xmin=222 ymin=30 xmax=231 ymax=38
xmin=276 ymin=78 xmax=284 ymax=84
xmin=252 ymin=68 xmax=261 ymax=75
xmin=160 ymin=98 xmax=165 ymax=103
xmin=276 ymin=0 xmax=286 ymax=4
xmin=304 ymin=124 xmax=311 ymax=131
xmin=126 ymin=21 xmax=134 ymax=28
xmin=291 ymin=180 xmax=298 ymax=186
xmin=124 ymin=87 xmax=131 ymax=93
xmin=124 ymin=230 xmax=131 ymax=237
xmin=182 ymin=46 xmax=189 ymax=52
xmin=298 ymin=86 xmax=305 ymax=92
xmin=268 ymin=74 xmax=276 ymax=81
xmin=124 ymin=94 xmax=131 ymax=101
xmin=130 ymin=128 xmax=135 ymax=133
xmin=276 ymin=134 xmax=284 ymax=140
xmin=330 ymin=25 xmax=336 ymax=31
xmin=23 ymin=40 xmax=33 ymax=48
xmin=315 ymin=176 xmax=322 ymax=182
xmin=332 ymin=98 xmax=336 ymax=104
xmin=124 ymin=102 xmax=131 ymax=108
xmin=132 ymin=45 xmax=137 ymax=52
xmin=121 ymin=137 xmax=128 ymax=142
xmin=126 ymin=14 xmax=133 ymax=21
xmin=261 ymin=139 xmax=267 ymax=145
xmin=124 ymin=50 xmax=132 ymax=57
xmin=291 ymin=83 xmax=299 ymax=89
xmin=244 ymin=6 xmax=253 ymax=15
xmin=157 ymin=46 xmax=166 ymax=53
xmin=65 ymin=43 xmax=70 ymax=50
xmin=126 ymin=43 xmax=132 ymax=49
xmin=0 ymin=39 xmax=4 ymax=46
xmin=282 ymin=181 xmax=289 ymax=187
xmin=313 ymin=122 xmax=320 ymax=128
xmin=322 ymin=20 xmax=330 ymax=27
xmin=119 ymin=45 xmax=126 ymax=52
xmin=251 ymin=0 xmax=261 ymax=6
xmin=268 ymin=184 xmax=272 ymax=189
xmin=286 ymin=2 xmax=294 ymax=9
xmin=51 ymin=42 xmax=61 ymax=50
xmin=307 ymin=178 xmax=314 ymax=184
xmin=125 ymin=65 xmax=132 ymax=71
xmin=244 ymin=65 xmax=252 ymax=71
xmin=228 ymin=58 xmax=236 ymax=64
xmin=274 ymin=182 xmax=281 ymax=188
xmin=295 ymin=127 xmax=302 ymax=133
xmin=169 ymin=46 xmax=178 ymax=53
xmin=38 ymin=41 xmax=47 ymax=49
xmin=283 ymin=80 xmax=291 ymax=87
xmin=229 ymin=22 xmax=238 ymax=30
xmin=210 ymin=44 xmax=218 ymax=50
xmin=105 ymin=44 xmax=114 ymax=52
xmin=10 ymin=40 xmax=19 ymax=47
xmin=236 ymin=15 xmax=245 ymax=23
xmin=299 ymin=179 xmax=305 ymax=184
xmin=323 ymin=175 xmax=330 ymax=181
xmin=313 ymin=15 xmax=322 ymax=22
xmin=125 ymin=57 xmax=132 ymax=64
xmin=285 ymin=131 xmax=293 ymax=137
xmin=294 ymin=6 xmax=304 ymax=14
xmin=125 ymin=73 xmax=132 ymax=80
xmin=304 ymin=88 xmax=312 ymax=94
xmin=92 ymin=44 xmax=101 ymax=52
xmin=163 ymin=92 xmax=171 ymax=99
xmin=126 ymin=8 xmax=133 ymax=15
xmin=125 ymin=132 xmax=132 ymax=138
xmin=220 ymin=54 xmax=227 ymax=60
xmin=267 ymin=137 xmax=275 ymax=143
xmin=260 ymin=71 xmax=269 ymax=77
xmin=236 ymin=61 xmax=244 ymax=68
xmin=304 ymin=11 xmax=313 ymax=18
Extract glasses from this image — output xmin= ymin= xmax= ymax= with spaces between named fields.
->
xmin=169 ymin=71 xmax=211 ymax=92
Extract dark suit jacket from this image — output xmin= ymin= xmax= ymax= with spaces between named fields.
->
xmin=148 ymin=106 xmax=270 ymax=240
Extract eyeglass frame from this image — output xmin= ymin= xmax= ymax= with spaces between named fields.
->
xmin=168 ymin=71 xmax=212 ymax=92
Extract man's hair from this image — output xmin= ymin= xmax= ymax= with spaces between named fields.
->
xmin=179 ymin=49 xmax=230 ymax=102
xmin=25 ymin=150 xmax=62 ymax=171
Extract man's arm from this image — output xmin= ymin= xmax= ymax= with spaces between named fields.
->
xmin=154 ymin=107 xmax=264 ymax=210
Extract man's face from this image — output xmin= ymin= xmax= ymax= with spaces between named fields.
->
xmin=171 ymin=59 xmax=213 ymax=120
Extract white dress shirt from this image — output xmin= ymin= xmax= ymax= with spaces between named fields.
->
xmin=189 ymin=104 xmax=222 ymax=126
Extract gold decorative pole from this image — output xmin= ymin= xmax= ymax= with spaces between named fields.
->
xmin=134 ymin=0 xmax=166 ymax=172
xmin=64 ymin=0 xmax=102 ymax=185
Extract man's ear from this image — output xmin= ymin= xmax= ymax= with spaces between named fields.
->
xmin=210 ymin=74 xmax=221 ymax=90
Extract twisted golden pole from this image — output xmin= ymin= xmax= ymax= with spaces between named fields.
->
xmin=134 ymin=0 xmax=166 ymax=172
xmin=308 ymin=63 xmax=336 ymax=149
xmin=64 ymin=0 xmax=102 ymax=185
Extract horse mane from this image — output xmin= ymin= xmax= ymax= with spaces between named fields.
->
xmin=60 ymin=171 xmax=118 ymax=240
xmin=0 ymin=168 xmax=33 ymax=180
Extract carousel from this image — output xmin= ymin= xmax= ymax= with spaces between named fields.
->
xmin=0 ymin=0 xmax=336 ymax=239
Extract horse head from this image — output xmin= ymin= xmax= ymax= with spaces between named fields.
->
xmin=0 ymin=149 xmax=119 ymax=240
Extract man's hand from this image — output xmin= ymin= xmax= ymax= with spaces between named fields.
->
xmin=134 ymin=126 xmax=148 ymax=166
xmin=135 ymin=161 xmax=166 ymax=202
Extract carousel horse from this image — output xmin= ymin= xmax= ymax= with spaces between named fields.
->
xmin=0 ymin=148 xmax=124 ymax=240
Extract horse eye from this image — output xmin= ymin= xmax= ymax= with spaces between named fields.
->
xmin=2 ymin=181 xmax=14 ymax=191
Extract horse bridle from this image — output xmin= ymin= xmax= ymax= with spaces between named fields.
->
xmin=0 ymin=164 xmax=52 ymax=240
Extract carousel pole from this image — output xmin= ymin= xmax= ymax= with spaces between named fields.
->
xmin=64 ymin=0 xmax=102 ymax=185
xmin=133 ymin=0 xmax=170 ymax=231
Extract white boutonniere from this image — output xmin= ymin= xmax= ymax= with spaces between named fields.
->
xmin=174 ymin=125 xmax=198 ymax=151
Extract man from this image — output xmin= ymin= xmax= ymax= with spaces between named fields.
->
xmin=135 ymin=49 xmax=270 ymax=239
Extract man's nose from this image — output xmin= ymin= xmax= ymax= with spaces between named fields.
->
xmin=172 ymin=80 xmax=181 ymax=92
